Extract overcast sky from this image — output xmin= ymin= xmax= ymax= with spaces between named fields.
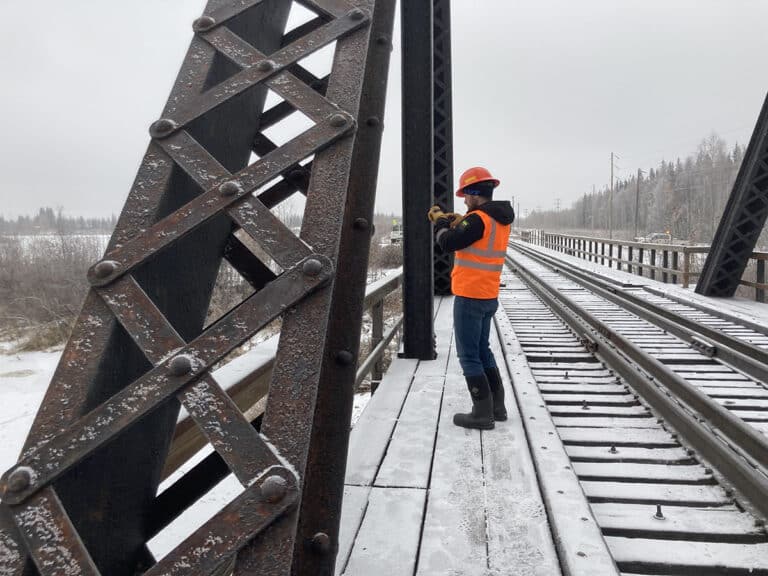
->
xmin=2 ymin=1 xmax=767 ymax=219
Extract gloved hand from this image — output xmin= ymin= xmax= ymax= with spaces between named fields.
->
xmin=427 ymin=204 xmax=464 ymax=227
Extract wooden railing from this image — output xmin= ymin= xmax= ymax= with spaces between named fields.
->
xmin=519 ymin=230 xmax=768 ymax=302
xmin=162 ymin=267 xmax=404 ymax=480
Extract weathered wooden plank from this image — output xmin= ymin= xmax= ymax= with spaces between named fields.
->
xmin=606 ymin=537 xmax=768 ymax=573
xmin=716 ymin=398 xmax=768 ymax=410
xmin=593 ymin=503 xmax=763 ymax=539
xmin=482 ymin=330 xmax=560 ymax=575
xmin=543 ymin=394 xmax=637 ymax=405
xmin=549 ymin=405 xmax=648 ymax=417
xmin=373 ymin=376 xmax=443 ymax=489
xmin=495 ymin=299 xmax=619 ymax=576
xmin=558 ymin=427 xmax=677 ymax=447
xmin=342 ymin=487 xmax=426 ymax=576
xmin=416 ymin=351 xmax=488 ymax=576
xmin=539 ymin=384 xmax=628 ymax=395
xmin=565 ymin=445 xmax=689 ymax=463
xmin=335 ymin=485 xmax=371 ymax=576
xmin=553 ymin=416 xmax=658 ymax=428
xmin=574 ymin=463 xmax=712 ymax=483
xmin=345 ymin=358 xmax=419 ymax=486
xmin=582 ymin=481 xmax=730 ymax=505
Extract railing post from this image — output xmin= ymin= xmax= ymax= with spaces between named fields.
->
xmin=672 ymin=251 xmax=679 ymax=284
xmin=601 ymin=242 xmax=605 ymax=265
xmin=371 ymin=299 xmax=384 ymax=392
xmin=650 ymin=249 xmax=656 ymax=280
xmin=628 ymin=246 xmax=633 ymax=274
xmin=638 ymin=248 xmax=644 ymax=277
xmin=662 ymin=250 xmax=669 ymax=283
xmin=609 ymin=243 xmax=614 ymax=269
xmin=757 ymin=257 xmax=766 ymax=303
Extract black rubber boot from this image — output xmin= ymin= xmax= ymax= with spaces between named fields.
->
xmin=453 ymin=374 xmax=495 ymax=430
xmin=485 ymin=366 xmax=508 ymax=421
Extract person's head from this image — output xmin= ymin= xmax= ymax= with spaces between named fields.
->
xmin=455 ymin=167 xmax=500 ymax=209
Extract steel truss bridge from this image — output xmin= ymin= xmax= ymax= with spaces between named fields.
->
xmin=1 ymin=1 xmax=768 ymax=574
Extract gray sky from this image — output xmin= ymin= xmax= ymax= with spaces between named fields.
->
xmin=2 ymin=1 xmax=768 ymax=219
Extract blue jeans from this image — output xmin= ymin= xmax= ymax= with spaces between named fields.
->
xmin=453 ymin=296 xmax=498 ymax=377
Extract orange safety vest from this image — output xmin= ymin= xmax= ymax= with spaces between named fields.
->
xmin=452 ymin=211 xmax=510 ymax=299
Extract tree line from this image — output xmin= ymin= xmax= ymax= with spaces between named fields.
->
xmin=522 ymin=133 xmax=763 ymax=245
xmin=0 ymin=207 xmax=117 ymax=235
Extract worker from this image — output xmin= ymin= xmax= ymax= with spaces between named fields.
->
xmin=428 ymin=167 xmax=514 ymax=429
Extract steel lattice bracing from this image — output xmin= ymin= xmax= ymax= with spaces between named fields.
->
xmin=432 ymin=0 xmax=455 ymax=296
xmin=697 ymin=92 xmax=768 ymax=297
xmin=0 ymin=1 xmax=394 ymax=574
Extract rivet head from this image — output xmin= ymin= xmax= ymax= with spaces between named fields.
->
xmin=150 ymin=118 xmax=178 ymax=139
xmin=289 ymin=169 xmax=306 ymax=181
xmin=353 ymin=217 xmax=369 ymax=230
xmin=348 ymin=8 xmax=366 ymax=20
xmin=6 ymin=467 xmax=33 ymax=493
xmin=366 ymin=116 xmax=380 ymax=127
xmin=261 ymin=475 xmax=288 ymax=503
xmin=302 ymin=258 xmax=323 ymax=277
xmin=219 ymin=180 xmax=243 ymax=197
xmin=193 ymin=15 xmax=216 ymax=32
xmin=376 ymin=34 xmax=390 ymax=47
xmin=169 ymin=354 xmax=193 ymax=376
xmin=256 ymin=59 xmax=275 ymax=72
xmin=329 ymin=113 xmax=349 ymax=128
xmin=336 ymin=350 xmax=354 ymax=365
xmin=311 ymin=532 xmax=331 ymax=554
xmin=94 ymin=260 xmax=118 ymax=279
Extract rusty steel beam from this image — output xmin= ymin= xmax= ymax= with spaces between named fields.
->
xmin=0 ymin=1 xmax=389 ymax=574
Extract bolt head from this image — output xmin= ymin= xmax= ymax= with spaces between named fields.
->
xmin=336 ymin=350 xmax=354 ymax=365
xmin=348 ymin=7 xmax=366 ymax=20
xmin=94 ymin=260 xmax=118 ymax=279
xmin=6 ymin=467 xmax=33 ymax=493
xmin=193 ymin=15 xmax=216 ymax=32
xmin=302 ymin=258 xmax=323 ymax=277
xmin=353 ymin=217 xmax=369 ymax=230
xmin=256 ymin=59 xmax=275 ymax=72
xmin=169 ymin=354 xmax=193 ymax=376
xmin=311 ymin=532 xmax=331 ymax=554
xmin=261 ymin=475 xmax=288 ymax=503
xmin=150 ymin=118 xmax=178 ymax=139
xmin=366 ymin=116 xmax=380 ymax=128
xmin=329 ymin=113 xmax=349 ymax=128
xmin=219 ymin=180 xmax=243 ymax=197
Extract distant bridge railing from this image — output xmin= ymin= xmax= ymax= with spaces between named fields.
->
xmin=518 ymin=230 xmax=768 ymax=302
xmin=161 ymin=267 xmax=403 ymax=482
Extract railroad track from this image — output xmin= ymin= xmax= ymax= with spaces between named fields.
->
xmin=496 ymin=247 xmax=768 ymax=574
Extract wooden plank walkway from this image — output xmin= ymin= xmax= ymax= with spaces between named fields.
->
xmin=337 ymin=296 xmax=561 ymax=576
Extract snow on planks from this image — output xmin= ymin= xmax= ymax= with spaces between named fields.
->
xmin=339 ymin=296 xmax=562 ymax=575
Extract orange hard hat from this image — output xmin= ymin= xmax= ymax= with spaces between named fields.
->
xmin=455 ymin=166 xmax=500 ymax=197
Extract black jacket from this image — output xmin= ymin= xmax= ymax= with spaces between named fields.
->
xmin=435 ymin=200 xmax=515 ymax=253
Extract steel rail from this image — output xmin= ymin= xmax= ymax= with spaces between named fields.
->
xmin=510 ymin=240 xmax=768 ymax=386
xmin=505 ymin=253 xmax=768 ymax=520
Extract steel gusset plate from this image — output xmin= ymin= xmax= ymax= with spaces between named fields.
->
xmin=0 ymin=1 xmax=380 ymax=574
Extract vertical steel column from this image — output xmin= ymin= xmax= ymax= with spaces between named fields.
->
xmin=432 ymin=0 xmax=455 ymax=296
xmin=697 ymin=92 xmax=768 ymax=297
xmin=292 ymin=1 xmax=397 ymax=573
xmin=401 ymin=0 xmax=437 ymax=359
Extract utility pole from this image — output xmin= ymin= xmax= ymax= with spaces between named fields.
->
xmin=517 ymin=200 xmax=520 ymax=230
xmin=634 ymin=168 xmax=644 ymax=239
xmin=610 ymin=152 xmax=614 ymax=239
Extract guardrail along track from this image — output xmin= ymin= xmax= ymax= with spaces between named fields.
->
xmin=498 ymin=255 xmax=768 ymax=575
